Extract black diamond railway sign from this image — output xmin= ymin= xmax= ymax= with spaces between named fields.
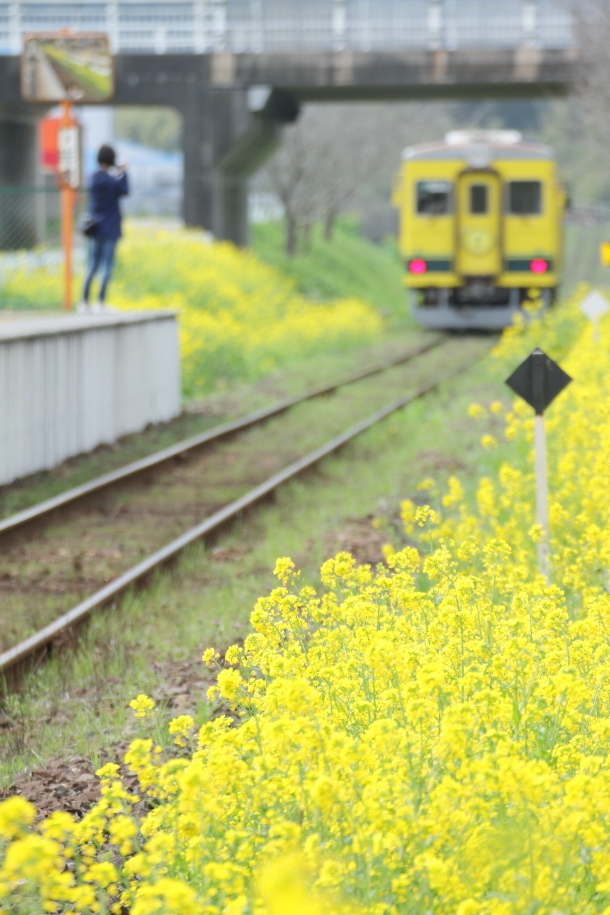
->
xmin=505 ymin=348 xmax=572 ymax=415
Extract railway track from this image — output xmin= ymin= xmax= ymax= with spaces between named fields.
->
xmin=0 ymin=335 xmax=486 ymax=688
xmin=0 ymin=337 xmax=442 ymax=542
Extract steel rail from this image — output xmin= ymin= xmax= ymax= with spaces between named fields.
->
xmin=0 ymin=337 xmax=442 ymax=540
xmin=0 ymin=359 xmax=467 ymax=681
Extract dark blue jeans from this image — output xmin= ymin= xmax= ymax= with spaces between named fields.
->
xmin=83 ymin=238 xmax=117 ymax=303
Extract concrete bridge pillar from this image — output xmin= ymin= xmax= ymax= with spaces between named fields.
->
xmin=112 ymin=55 xmax=299 ymax=247
xmin=0 ymin=111 xmax=40 ymax=249
xmin=181 ymin=87 xmax=216 ymax=239
xmin=180 ymin=84 xmax=299 ymax=246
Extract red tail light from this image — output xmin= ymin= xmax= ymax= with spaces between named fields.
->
xmin=530 ymin=259 xmax=548 ymax=274
xmin=409 ymin=259 xmax=427 ymax=275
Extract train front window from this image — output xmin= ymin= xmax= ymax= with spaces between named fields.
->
xmin=470 ymin=184 xmax=488 ymax=214
xmin=508 ymin=181 xmax=542 ymax=215
xmin=416 ymin=181 xmax=451 ymax=215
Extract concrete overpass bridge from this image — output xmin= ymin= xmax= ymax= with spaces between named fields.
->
xmin=0 ymin=0 xmax=579 ymax=244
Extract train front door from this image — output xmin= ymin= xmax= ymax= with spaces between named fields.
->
xmin=456 ymin=171 xmax=501 ymax=277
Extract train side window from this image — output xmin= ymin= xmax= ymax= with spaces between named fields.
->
xmin=470 ymin=184 xmax=488 ymax=214
xmin=416 ymin=180 xmax=452 ymax=215
xmin=508 ymin=181 xmax=542 ymax=215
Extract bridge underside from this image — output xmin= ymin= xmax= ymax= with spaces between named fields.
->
xmin=205 ymin=47 xmax=577 ymax=100
xmin=0 ymin=46 xmax=577 ymax=246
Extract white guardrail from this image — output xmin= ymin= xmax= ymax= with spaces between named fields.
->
xmin=0 ymin=0 xmax=574 ymax=57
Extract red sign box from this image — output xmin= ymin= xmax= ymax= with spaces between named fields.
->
xmin=39 ymin=115 xmax=77 ymax=172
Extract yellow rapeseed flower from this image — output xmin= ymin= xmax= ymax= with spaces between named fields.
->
xmin=129 ymin=694 xmax=155 ymax=720
xmin=0 ymin=797 xmax=35 ymax=841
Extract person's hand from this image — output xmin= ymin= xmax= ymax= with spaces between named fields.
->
xmin=116 ymin=161 xmax=128 ymax=172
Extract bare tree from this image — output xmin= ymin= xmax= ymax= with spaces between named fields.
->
xmin=263 ymin=121 xmax=317 ymax=255
xmin=263 ymin=101 xmax=451 ymax=254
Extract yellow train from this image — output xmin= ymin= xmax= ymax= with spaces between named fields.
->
xmin=392 ymin=130 xmax=566 ymax=329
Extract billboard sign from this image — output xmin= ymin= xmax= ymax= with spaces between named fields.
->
xmin=21 ymin=33 xmax=114 ymax=103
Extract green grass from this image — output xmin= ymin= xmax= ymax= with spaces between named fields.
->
xmin=563 ymin=220 xmax=610 ymax=294
xmin=251 ymin=218 xmax=411 ymax=328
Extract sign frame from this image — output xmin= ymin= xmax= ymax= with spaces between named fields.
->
xmin=505 ymin=348 xmax=572 ymax=416
xmin=21 ymin=32 xmax=115 ymax=104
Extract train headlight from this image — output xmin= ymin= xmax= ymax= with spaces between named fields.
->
xmin=530 ymin=259 xmax=548 ymax=274
xmin=409 ymin=259 xmax=427 ymax=274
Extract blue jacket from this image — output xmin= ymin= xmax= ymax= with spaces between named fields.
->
xmin=88 ymin=169 xmax=129 ymax=241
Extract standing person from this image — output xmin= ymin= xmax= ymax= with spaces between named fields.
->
xmin=79 ymin=144 xmax=129 ymax=313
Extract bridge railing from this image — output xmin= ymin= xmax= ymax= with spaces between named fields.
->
xmin=0 ymin=0 xmax=574 ymax=56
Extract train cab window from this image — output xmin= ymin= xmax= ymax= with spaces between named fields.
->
xmin=507 ymin=181 xmax=542 ymax=215
xmin=416 ymin=180 xmax=452 ymax=215
xmin=470 ymin=184 xmax=488 ymax=214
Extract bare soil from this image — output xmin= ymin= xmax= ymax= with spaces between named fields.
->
xmin=0 ymin=650 xmax=221 ymax=817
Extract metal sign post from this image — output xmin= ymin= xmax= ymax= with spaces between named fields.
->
xmin=58 ymin=100 xmax=80 ymax=311
xmin=580 ymin=289 xmax=609 ymax=344
xmin=505 ymin=348 xmax=572 ymax=580
xmin=533 ymin=410 xmax=549 ymax=575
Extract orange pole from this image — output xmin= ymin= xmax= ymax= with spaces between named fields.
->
xmin=60 ymin=100 xmax=74 ymax=311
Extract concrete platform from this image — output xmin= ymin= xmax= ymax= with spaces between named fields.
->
xmin=0 ymin=311 xmax=181 ymax=486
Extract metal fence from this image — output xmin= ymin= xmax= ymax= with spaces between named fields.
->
xmin=0 ymin=185 xmax=86 ymax=251
xmin=0 ymin=185 xmax=184 ymax=251
xmin=0 ymin=0 xmax=575 ymax=55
